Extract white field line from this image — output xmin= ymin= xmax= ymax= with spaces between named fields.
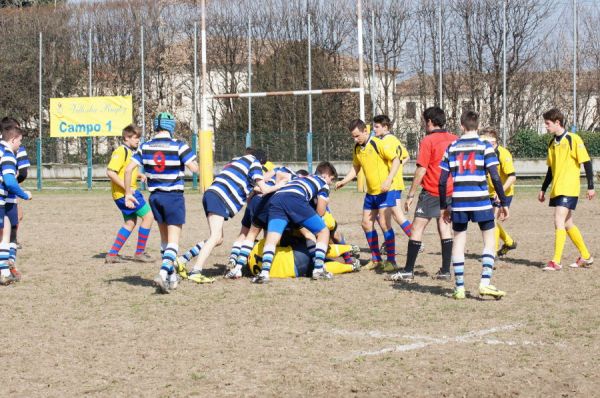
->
xmin=335 ymin=324 xmax=537 ymax=360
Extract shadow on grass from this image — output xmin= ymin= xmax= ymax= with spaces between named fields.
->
xmin=391 ymin=280 xmax=453 ymax=297
xmin=203 ymin=263 xmax=228 ymax=278
xmin=464 ymin=252 xmax=544 ymax=268
xmin=106 ymin=275 xmax=155 ymax=287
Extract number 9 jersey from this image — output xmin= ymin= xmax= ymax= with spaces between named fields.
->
xmin=131 ymin=131 xmax=197 ymax=192
xmin=440 ymin=134 xmax=499 ymax=212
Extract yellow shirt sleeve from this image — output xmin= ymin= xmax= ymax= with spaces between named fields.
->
xmin=107 ymin=146 xmax=126 ymax=172
xmin=573 ymin=135 xmax=591 ymax=164
xmin=500 ymin=147 xmax=515 ymax=175
xmin=352 ymin=146 xmax=360 ymax=168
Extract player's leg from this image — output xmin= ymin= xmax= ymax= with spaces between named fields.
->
xmin=0 ymin=212 xmax=13 ymax=285
xmin=565 ymin=209 xmax=593 ymax=268
xmin=493 ymin=206 xmax=501 ymax=252
xmin=132 ymin=196 xmax=154 ymax=262
xmin=229 ymin=226 xmax=249 ymax=267
xmin=155 ymin=224 xmax=182 ymax=293
xmin=253 ymin=227 xmax=284 ymax=284
xmin=106 ymin=215 xmax=136 ymax=263
xmin=391 ymin=192 xmax=412 ymax=237
xmin=450 ymin=225 xmax=467 ymax=299
xmin=544 ymin=205 xmax=569 ymax=270
xmin=188 ymin=213 xmax=224 ymax=283
xmin=380 ymin=206 xmax=398 ymax=272
xmin=478 ymin=220 xmax=505 ymax=298
xmin=435 ymin=215 xmax=453 ymax=279
xmin=226 ymin=224 xmax=262 ymax=279
xmin=6 ymin=204 xmax=21 ymax=281
xmin=362 ymin=208 xmax=382 ymax=269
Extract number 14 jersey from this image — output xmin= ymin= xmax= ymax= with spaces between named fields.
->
xmin=440 ymin=134 xmax=499 ymax=211
xmin=132 ymin=132 xmax=196 ymax=192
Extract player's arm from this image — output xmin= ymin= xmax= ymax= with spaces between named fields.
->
xmin=255 ymin=178 xmax=283 ymax=195
xmin=538 ymin=167 xmax=552 ymax=202
xmin=381 ymin=156 xmax=400 ymax=193
xmin=488 ymin=164 xmax=509 ymax=220
xmin=503 ymin=174 xmax=516 ymax=192
xmin=17 ymin=167 xmax=28 ymax=183
xmin=438 ymin=168 xmax=451 ymax=224
xmin=123 ymin=161 xmax=139 ymax=208
xmin=582 ymin=160 xmax=595 ymax=200
xmin=186 ymin=159 xmax=199 ymax=174
xmin=3 ymin=173 xmax=31 ymax=200
xmin=106 ymin=169 xmax=126 ymax=190
xmin=335 ymin=164 xmax=360 ymax=190
xmin=315 ymin=196 xmax=328 ymax=217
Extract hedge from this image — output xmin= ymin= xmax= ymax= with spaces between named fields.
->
xmin=510 ymin=129 xmax=600 ymax=158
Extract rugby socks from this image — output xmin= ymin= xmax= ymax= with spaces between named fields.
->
xmin=135 ymin=227 xmax=151 ymax=256
xmin=452 ymin=254 xmax=465 ymax=290
xmin=179 ymin=241 xmax=205 ymax=264
xmin=260 ymin=244 xmax=276 ymax=273
xmin=314 ymin=242 xmax=327 ymax=271
xmin=480 ymin=249 xmax=495 ymax=287
xmin=0 ymin=243 xmax=9 ymax=277
xmin=498 ymin=224 xmax=514 ymax=247
xmin=159 ymin=243 xmax=178 ymax=279
xmin=365 ymin=230 xmax=382 ymax=262
xmin=234 ymin=241 xmax=254 ymax=269
xmin=553 ymin=228 xmax=567 ymax=264
xmin=306 ymin=240 xmax=316 ymax=260
xmin=567 ymin=225 xmax=591 ymax=260
xmin=441 ymin=239 xmax=453 ymax=273
xmin=400 ymin=220 xmax=412 ymax=237
xmin=383 ymin=228 xmax=396 ymax=264
xmin=8 ymin=242 xmax=17 ymax=265
xmin=108 ymin=227 xmax=131 ymax=256
xmin=229 ymin=242 xmax=242 ymax=264
xmin=404 ymin=239 xmax=421 ymax=273
xmin=338 ymin=236 xmax=353 ymax=264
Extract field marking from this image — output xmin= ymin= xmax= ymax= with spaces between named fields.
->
xmin=333 ymin=324 xmax=543 ymax=360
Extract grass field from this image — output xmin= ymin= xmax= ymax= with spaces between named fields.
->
xmin=1 ymin=189 xmax=599 ymax=397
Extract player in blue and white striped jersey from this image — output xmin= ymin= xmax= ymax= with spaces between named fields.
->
xmin=438 ymin=111 xmax=509 ymax=300
xmin=177 ymin=149 xmax=286 ymax=284
xmin=124 ymin=112 xmax=199 ymax=294
xmin=253 ymin=161 xmax=338 ymax=284
xmin=223 ymin=165 xmax=297 ymax=279
xmin=0 ymin=124 xmax=31 ymax=285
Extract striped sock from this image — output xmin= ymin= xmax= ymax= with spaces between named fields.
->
xmin=229 ymin=242 xmax=242 ymax=264
xmin=0 ymin=243 xmax=10 ymax=277
xmin=160 ymin=243 xmax=166 ymax=256
xmin=400 ymin=220 xmax=412 ymax=237
xmin=480 ymin=249 xmax=495 ymax=286
xmin=135 ymin=227 xmax=151 ymax=255
xmin=235 ymin=241 xmax=254 ymax=268
xmin=9 ymin=242 xmax=17 ymax=265
xmin=365 ymin=230 xmax=382 ymax=262
xmin=314 ymin=242 xmax=327 ymax=270
xmin=261 ymin=244 xmax=275 ymax=273
xmin=338 ymin=236 xmax=353 ymax=264
xmin=452 ymin=255 xmax=465 ymax=289
xmin=160 ymin=243 xmax=178 ymax=277
xmin=306 ymin=240 xmax=316 ymax=260
xmin=383 ymin=228 xmax=396 ymax=263
xmin=180 ymin=241 xmax=205 ymax=264
xmin=108 ymin=227 xmax=131 ymax=256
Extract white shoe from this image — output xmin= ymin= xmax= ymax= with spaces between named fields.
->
xmin=169 ymin=274 xmax=180 ymax=290
xmin=225 ymin=265 xmax=242 ymax=279
xmin=252 ymin=271 xmax=270 ymax=284
xmin=153 ymin=273 xmax=170 ymax=294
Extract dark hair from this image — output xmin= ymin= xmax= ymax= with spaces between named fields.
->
xmin=122 ymin=124 xmax=141 ymax=139
xmin=373 ymin=114 xmax=392 ymax=129
xmin=295 ymin=169 xmax=309 ymax=177
xmin=480 ymin=127 xmax=499 ymax=141
xmin=1 ymin=125 xmax=23 ymax=142
xmin=460 ymin=110 xmax=479 ymax=131
xmin=422 ymin=107 xmax=446 ymax=128
xmin=0 ymin=117 xmax=20 ymax=131
xmin=244 ymin=146 xmax=255 ymax=154
xmin=348 ymin=119 xmax=366 ymax=132
xmin=246 ymin=148 xmax=267 ymax=164
xmin=543 ymin=108 xmax=565 ymax=127
xmin=316 ymin=161 xmax=338 ymax=179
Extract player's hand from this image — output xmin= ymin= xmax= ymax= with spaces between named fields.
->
xmin=24 ymin=191 xmax=32 ymax=200
xmin=138 ymin=174 xmax=147 ymax=183
xmin=587 ymin=189 xmax=595 ymax=200
xmin=125 ymin=194 xmax=138 ymax=209
xmin=499 ymin=206 xmax=510 ymax=221
xmin=335 ymin=181 xmax=345 ymax=190
xmin=537 ymin=191 xmax=545 ymax=203
xmin=442 ymin=208 xmax=451 ymax=224
xmin=381 ymin=179 xmax=391 ymax=193
xmin=404 ymin=196 xmax=414 ymax=212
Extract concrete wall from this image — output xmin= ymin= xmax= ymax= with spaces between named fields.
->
xmin=25 ymin=159 xmax=600 ymax=180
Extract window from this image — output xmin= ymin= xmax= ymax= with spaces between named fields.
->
xmin=406 ymin=101 xmax=416 ymax=119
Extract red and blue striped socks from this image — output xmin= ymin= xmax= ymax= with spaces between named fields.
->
xmin=365 ymin=230 xmax=382 ymax=262
xmin=108 ymin=227 xmax=131 ymax=256
xmin=135 ymin=227 xmax=150 ymax=256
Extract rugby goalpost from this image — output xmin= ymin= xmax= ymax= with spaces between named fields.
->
xmin=197 ymin=0 xmax=368 ymax=192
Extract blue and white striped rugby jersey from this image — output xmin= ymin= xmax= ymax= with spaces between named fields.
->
xmin=440 ymin=135 xmax=499 ymax=211
xmin=206 ymin=154 xmax=264 ymax=217
xmin=265 ymin=166 xmax=297 ymax=187
xmin=276 ymin=174 xmax=330 ymax=202
xmin=132 ymin=132 xmax=196 ymax=192
xmin=4 ymin=146 xmax=30 ymax=204
xmin=0 ymin=143 xmax=18 ymax=204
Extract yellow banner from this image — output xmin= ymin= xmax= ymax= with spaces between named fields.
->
xmin=50 ymin=96 xmax=133 ymax=137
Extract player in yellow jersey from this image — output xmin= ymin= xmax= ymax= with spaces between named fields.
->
xmin=105 ymin=125 xmax=154 ymax=263
xmin=480 ymin=128 xmax=517 ymax=257
xmin=336 ymin=119 xmax=400 ymax=271
xmin=538 ymin=108 xmax=594 ymax=271
xmin=373 ymin=115 xmax=412 ymax=271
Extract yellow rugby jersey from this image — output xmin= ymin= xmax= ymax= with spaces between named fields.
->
xmin=380 ymin=133 xmax=409 ymax=191
xmin=547 ymin=132 xmax=591 ymax=198
xmin=486 ymin=145 xmax=515 ymax=198
xmin=107 ymin=145 xmax=139 ymax=200
xmin=352 ymin=136 xmax=398 ymax=195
